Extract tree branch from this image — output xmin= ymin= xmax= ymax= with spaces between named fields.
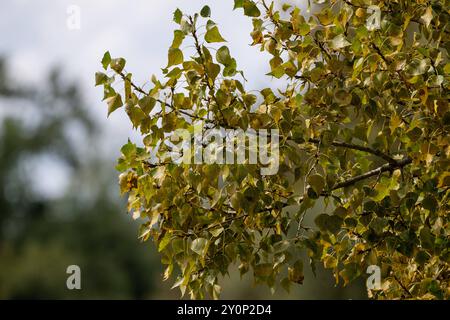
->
xmin=117 ymin=71 xmax=216 ymax=125
xmin=188 ymin=15 xmax=228 ymax=124
xmin=118 ymin=72 xmax=412 ymax=197
xmin=308 ymin=138 xmax=397 ymax=164
xmin=329 ymin=156 xmax=412 ymax=191
xmin=393 ymin=274 xmax=413 ymax=298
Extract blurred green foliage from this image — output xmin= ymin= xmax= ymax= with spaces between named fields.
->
xmin=0 ymin=59 xmax=159 ymax=299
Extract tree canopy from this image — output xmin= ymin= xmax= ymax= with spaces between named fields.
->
xmin=96 ymin=0 xmax=449 ymax=299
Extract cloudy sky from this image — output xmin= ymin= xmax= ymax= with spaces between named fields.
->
xmin=0 ymin=0 xmax=284 ymax=138
xmin=0 ymin=0 xmax=301 ymax=197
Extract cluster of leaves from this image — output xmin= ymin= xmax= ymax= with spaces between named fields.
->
xmin=96 ymin=0 xmax=449 ymax=299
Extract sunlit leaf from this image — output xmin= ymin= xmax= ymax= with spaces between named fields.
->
xmin=205 ymin=26 xmax=226 ymax=43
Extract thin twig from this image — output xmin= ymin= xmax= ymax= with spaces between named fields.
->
xmin=308 ymin=138 xmax=397 ymax=164
xmin=329 ymin=157 xmax=412 ymax=191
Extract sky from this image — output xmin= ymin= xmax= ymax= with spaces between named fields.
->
xmin=0 ymin=0 xmax=300 ymax=197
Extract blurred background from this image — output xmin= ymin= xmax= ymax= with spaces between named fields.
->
xmin=0 ymin=0 xmax=366 ymax=299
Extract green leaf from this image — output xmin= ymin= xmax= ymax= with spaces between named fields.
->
xmin=106 ymin=94 xmax=123 ymax=116
xmin=205 ymin=26 xmax=226 ymax=43
xmin=165 ymin=67 xmax=183 ymax=79
xmin=167 ymin=48 xmax=184 ymax=67
xmin=298 ymin=23 xmax=310 ymax=36
xmin=120 ymin=140 xmax=136 ymax=159
xmin=315 ymin=213 xmax=329 ymax=231
xmin=110 ymin=58 xmax=126 ymax=73
xmin=420 ymin=227 xmax=435 ymax=250
xmin=233 ymin=0 xmax=244 ymax=9
xmin=323 ymin=255 xmax=338 ymax=269
xmin=243 ymin=93 xmax=257 ymax=108
xmin=422 ymin=194 xmax=438 ymax=212
xmin=138 ymin=96 xmax=156 ymax=115
xmin=200 ymin=5 xmax=211 ymax=18
xmin=173 ymin=8 xmax=183 ymax=24
xmin=254 ymin=263 xmax=273 ymax=277
xmin=243 ymin=0 xmax=261 ymax=17
xmin=172 ymin=92 xmax=185 ymax=108
xmin=216 ymin=46 xmax=232 ymax=65
xmin=339 ymin=263 xmax=358 ymax=285
xmin=315 ymin=214 xmax=343 ymax=234
xmin=126 ymin=105 xmax=147 ymax=128
xmin=369 ymin=217 xmax=387 ymax=235
xmin=282 ymin=4 xmax=292 ymax=11
xmin=420 ymin=7 xmax=433 ymax=28
xmin=101 ymin=51 xmax=111 ymax=70
xmin=223 ymin=59 xmax=237 ymax=77
xmin=308 ymin=174 xmax=325 ymax=194
xmin=288 ymin=260 xmax=304 ymax=284
xmin=171 ymin=30 xmax=185 ymax=49
xmin=95 ymin=72 xmax=108 ymax=86
xmin=326 ymin=215 xmax=343 ymax=234
xmin=404 ymin=192 xmax=418 ymax=209
xmin=444 ymin=63 xmax=450 ymax=74
xmin=261 ymin=88 xmax=276 ymax=104
xmin=334 ymin=89 xmax=352 ymax=106
xmin=415 ymin=250 xmax=430 ymax=266
xmin=162 ymin=112 xmax=178 ymax=132
xmin=330 ymin=34 xmax=351 ymax=50
xmin=406 ymin=59 xmax=430 ymax=76
xmin=210 ymin=227 xmax=224 ymax=237
xmin=158 ymin=234 xmax=172 ymax=252
xmin=191 ymin=238 xmax=209 ymax=256
xmin=205 ymin=61 xmax=221 ymax=81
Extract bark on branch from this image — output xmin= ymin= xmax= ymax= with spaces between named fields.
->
xmin=308 ymin=138 xmax=397 ymax=164
xmin=329 ymin=156 xmax=412 ymax=191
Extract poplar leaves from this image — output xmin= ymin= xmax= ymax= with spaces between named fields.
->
xmin=97 ymin=0 xmax=450 ymax=300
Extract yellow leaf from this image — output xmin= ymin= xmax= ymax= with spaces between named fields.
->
xmin=421 ymin=7 xmax=433 ymax=28
xmin=389 ymin=114 xmax=402 ymax=133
